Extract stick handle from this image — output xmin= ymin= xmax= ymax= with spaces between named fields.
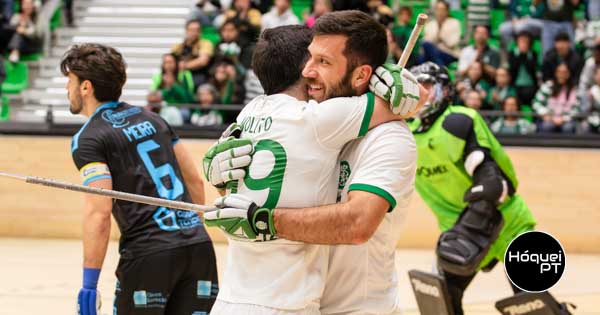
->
xmin=0 ymin=172 xmax=213 ymax=214
xmin=397 ymin=13 xmax=428 ymax=68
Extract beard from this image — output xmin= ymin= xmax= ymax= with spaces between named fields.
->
xmin=308 ymin=68 xmax=357 ymax=102
xmin=69 ymin=91 xmax=84 ymax=114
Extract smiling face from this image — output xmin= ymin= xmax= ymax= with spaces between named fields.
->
xmin=302 ymin=35 xmax=357 ymax=102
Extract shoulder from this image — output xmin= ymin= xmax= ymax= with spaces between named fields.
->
xmin=441 ymin=107 xmax=479 ymax=140
xmin=355 ymin=121 xmax=416 ymax=155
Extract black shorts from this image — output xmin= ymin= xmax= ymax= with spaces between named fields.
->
xmin=114 ymin=241 xmax=218 ymax=315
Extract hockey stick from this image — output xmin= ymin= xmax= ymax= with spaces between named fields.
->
xmin=0 ymin=171 xmax=215 ymax=214
xmin=397 ymin=13 xmax=428 ymax=68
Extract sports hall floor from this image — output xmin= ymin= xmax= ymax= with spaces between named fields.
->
xmin=0 ymin=238 xmax=598 ymax=314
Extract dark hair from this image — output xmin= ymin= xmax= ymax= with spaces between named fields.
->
xmin=60 ymin=43 xmax=127 ymax=102
xmin=502 ymin=96 xmax=520 ymax=110
xmin=186 ymin=19 xmax=201 ymax=29
xmin=399 ymin=6 xmax=412 ymax=15
xmin=554 ymin=32 xmax=570 ymax=42
xmin=251 ymin=25 xmax=313 ymax=95
xmin=314 ymin=10 xmax=387 ymax=71
xmin=221 ymin=18 xmax=239 ymax=31
xmin=161 ymin=53 xmax=180 ymax=77
xmin=473 ymin=24 xmax=490 ymax=35
xmin=435 ymin=0 xmax=450 ymax=11
xmin=552 ymin=63 xmax=574 ymax=97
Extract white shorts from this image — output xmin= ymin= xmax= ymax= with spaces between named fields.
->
xmin=210 ymin=300 xmax=321 ymax=315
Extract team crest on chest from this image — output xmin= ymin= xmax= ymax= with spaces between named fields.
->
xmin=338 ymin=161 xmax=351 ymax=190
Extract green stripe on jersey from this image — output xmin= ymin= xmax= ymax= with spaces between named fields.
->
xmin=359 ymin=92 xmax=375 ymax=137
xmin=348 ymin=183 xmax=397 ymax=212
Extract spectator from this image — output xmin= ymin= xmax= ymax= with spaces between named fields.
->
xmin=261 ymin=0 xmax=299 ymax=31
xmin=420 ymin=1 xmax=462 ymax=66
xmin=158 ymin=70 xmax=195 ymax=107
xmin=218 ymin=0 xmax=262 ymax=29
xmin=457 ymin=61 xmax=491 ymax=102
xmin=145 ymin=91 xmax=164 ymax=114
xmin=578 ymin=40 xmax=600 ymax=111
xmin=539 ymin=0 xmax=579 ymax=55
xmin=392 ymin=6 xmax=413 ymax=47
xmin=581 ymin=67 xmax=600 ymax=133
xmin=7 ymin=0 xmax=41 ymax=63
xmin=210 ymin=57 xmax=246 ymax=123
xmin=304 ymin=0 xmax=332 ymax=28
xmin=491 ymin=96 xmax=537 ymax=134
xmin=171 ymin=20 xmax=215 ymax=87
xmin=151 ymin=53 xmax=195 ymax=96
xmin=216 ymin=19 xmax=243 ymax=65
xmin=499 ymin=0 xmax=544 ymax=49
xmin=466 ymin=0 xmax=492 ymax=41
xmin=542 ymin=32 xmax=583 ymax=83
xmin=457 ymin=25 xmax=501 ymax=80
xmin=1 ymin=0 xmax=13 ymax=23
xmin=533 ymin=63 xmax=579 ymax=133
xmin=464 ymin=89 xmax=484 ymax=110
xmin=190 ymin=83 xmax=224 ymax=126
xmin=508 ymin=30 xmax=539 ymax=105
xmin=189 ymin=0 xmax=225 ymax=27
xmin=489 ymin=67 xmax=517 ymax=109
xmin=366 ymin=0 xmax=395 ymax=27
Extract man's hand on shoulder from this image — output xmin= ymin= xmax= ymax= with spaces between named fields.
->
xmin=204 ymin=194 xmax=277 ymax=242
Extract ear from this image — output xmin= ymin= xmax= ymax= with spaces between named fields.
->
xmin=80 ymin=80 xmax=93 ymax=97
xmin=352 ymin=64 xmax=373 ymax=91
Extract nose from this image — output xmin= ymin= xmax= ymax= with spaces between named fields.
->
xmin=302 ymin=59 xmax=317 ymax=79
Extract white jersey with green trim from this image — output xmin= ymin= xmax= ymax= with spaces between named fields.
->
xmin=320 ymin=121 xmax=417 ymax=315
xmin=218 ymin=92 xmax=375 ymax=310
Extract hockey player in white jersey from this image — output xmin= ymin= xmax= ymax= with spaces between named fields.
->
xmin=203 ymin=17 xmax=424 ymax=315
xmin=205 ymin=12 xmax=420 ymax=314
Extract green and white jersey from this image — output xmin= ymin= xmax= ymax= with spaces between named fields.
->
xmin=321 ymin=121 xmax=417 ymax=315
xmin=219 ymin=92 xmax=376 ymax=310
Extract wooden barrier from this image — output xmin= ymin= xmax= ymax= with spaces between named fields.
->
xmin=0 ymin=136 xmax=599 ymax=253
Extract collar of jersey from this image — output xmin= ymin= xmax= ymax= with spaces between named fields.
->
xmin=91 ymin=101 xmax=120 ymax=118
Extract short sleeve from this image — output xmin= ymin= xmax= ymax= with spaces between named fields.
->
xmin=347 ymin=125 xmax=417 ymax=212
xmin=199 ymin=40 xmax=214 ymax=57
xmin=312 ymin=92 xmax=374 ymax=150
xmin=72 ymin=136 xmax=111 ymax=186
xmin=158 ymin=116 xmax=180 ymax=145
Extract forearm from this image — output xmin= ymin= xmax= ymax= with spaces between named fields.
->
xmin=185 ymin=55 xmax=210 ymax=70
xmin=82 ymin=209 xmax=111 ymax=269
xmin=274 ymin=202 xmax=366 ymax=244
xmin=174 ymin=142 xmax=206 ymax=204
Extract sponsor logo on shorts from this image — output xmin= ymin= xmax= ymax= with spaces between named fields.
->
xmin=410 ymin=278 xmax=440 ymax=298
xmin=502 ymin=299 xmax=546 ymax=315
xmin=196 ymin=280 xmax=218 ymax=299
xmin=133 ymin=290 xmax=166 ymax=308
xmin=504 ymin=231 xmax=566 ymax=292
xmin=102 ymin=107 xmax=142 ymax=128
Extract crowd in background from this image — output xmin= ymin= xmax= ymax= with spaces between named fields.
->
xmin=0 ymin=0 xmax=599 ymax=136
xmin=148 ymin=0 xmax=600 ymax=135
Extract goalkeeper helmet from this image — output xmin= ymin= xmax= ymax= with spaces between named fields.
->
xmin=410 ymin=62 xmax=452 ymax=120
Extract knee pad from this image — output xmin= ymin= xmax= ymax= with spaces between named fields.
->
xmin=436 ymin=200 xmax=504 ymax=276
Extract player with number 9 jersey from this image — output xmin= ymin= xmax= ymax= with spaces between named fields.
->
xmin=218 ymin=91 xmax=379 ymax=311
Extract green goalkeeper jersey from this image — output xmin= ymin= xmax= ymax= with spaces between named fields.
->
xmin=409 ymin=105 xmax=536 ymax=267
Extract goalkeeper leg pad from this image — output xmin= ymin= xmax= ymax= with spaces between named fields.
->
xmin=436 ymin=200 xmax=504 ymax=276
xmin=495 ymin=292 xmax=576 ymax=315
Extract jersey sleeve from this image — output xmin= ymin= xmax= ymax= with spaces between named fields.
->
xmin=72 ymin=135 xmax=111 ymax=186
xmin=346 ymin=125 xmax=417 ymax=212
xmin=312 ymin=92 xmax=375 ymax=150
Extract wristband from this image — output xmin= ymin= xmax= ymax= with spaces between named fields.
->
xmin=83 ymin=268 xmax=101 ymax=289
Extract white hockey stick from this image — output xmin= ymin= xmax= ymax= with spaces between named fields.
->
xmin=398 ymin=13 xmax=428 ymax=68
